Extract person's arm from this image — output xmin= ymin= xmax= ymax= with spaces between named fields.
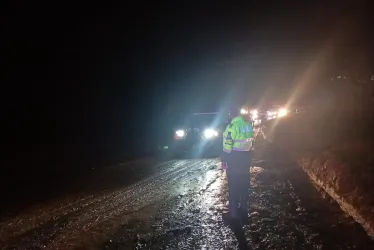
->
xmin=248 ymin=122 xmax=255 ymax=150
xmin=249 ymin=122 xmax=254 ymax=139
xmin=222 ymin=122 xmax=237 ymax=162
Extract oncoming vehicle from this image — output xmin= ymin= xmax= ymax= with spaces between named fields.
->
xmin=168 ymin=112 xmax=225 ymax=158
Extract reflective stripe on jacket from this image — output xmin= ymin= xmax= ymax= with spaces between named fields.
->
xmin=223 ymin=116 xmax=254 ymax=153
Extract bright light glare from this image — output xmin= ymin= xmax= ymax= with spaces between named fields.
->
xmin=266 ymin=110 xmax=277 ymax=120
xmin=175 ymin=130 xmax=185 ymax=137
xmin=240 ymin=108 xmax=249 ymax=115
xmin=250 ymin=109 xmax=258 ymax=119
xmin=278 ymin=108 xmax=288 ymax=117
xmin=203 ymin=128 xmax=218 ymax=139
xmin=254 ymin=119 xmax=261 ymax=126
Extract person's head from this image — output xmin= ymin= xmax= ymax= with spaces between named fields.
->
xmin=240 ymin=107 xmax=252 ymax=122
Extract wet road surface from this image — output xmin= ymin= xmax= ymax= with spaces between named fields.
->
xmin=1 ymin=154 xmax=373 ymax=249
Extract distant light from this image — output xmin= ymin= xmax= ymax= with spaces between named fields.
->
xmin=278 ymin=108 xmax=288 ymax=117
xmin=240 ymin=108 xmax=249 ymax=115
xmin=266 ymin=110 xmax=277 ymax=120
xmin=253 ymin=119 xmax=261 ymax=126
xmin=164 ymin=146 xmax=169 ymax=150
xmin=175 ymin=130 xmax=185 ymax=137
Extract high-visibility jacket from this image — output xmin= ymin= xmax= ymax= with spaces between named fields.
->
xmin=223 ymin=115 xmax=254 ymax=153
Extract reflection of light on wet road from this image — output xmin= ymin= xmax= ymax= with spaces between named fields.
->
xmin=197 ymin=169 xmax=223 ymax=210
xmin=173 ymin=159 xmax=220 ymax=196
xmin=4 ymin=156 xmax=374 ymax=250
xmin=195 ymin=168 xmax=230 ymax=249
xmin=201 ymin=169 xmax=224 ymax=205
xmin=250 ymin=166 xmax=266 ymax=174
xmin=203 ymin=169 xmax=218 ymax=186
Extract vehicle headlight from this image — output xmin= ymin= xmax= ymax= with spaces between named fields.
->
xmin=175 ymin=130 xmax=185 ymax=138
xmin=203 ymin=128 xmax=218 ymax=139
xmin=278 ymin=108 xmax=288 ymax=117
xmin=240 ymin=108 xmax=249 ymax=115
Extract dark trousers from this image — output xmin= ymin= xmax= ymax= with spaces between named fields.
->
xmin=226 ymin=151 xmax=252 ymax=214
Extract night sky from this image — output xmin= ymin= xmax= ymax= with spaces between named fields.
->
xmin=2 ymin=1 xmax=373 ymax=173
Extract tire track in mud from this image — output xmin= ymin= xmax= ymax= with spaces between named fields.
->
xmin=1 ymin=159 xmax=219 ymax=249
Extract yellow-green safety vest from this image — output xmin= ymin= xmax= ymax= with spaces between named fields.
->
xmin=223 ymin=116 xmax=254 ymax=153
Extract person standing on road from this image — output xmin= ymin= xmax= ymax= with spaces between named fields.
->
xmin=222 ymin=107 xmax=254 ymax=224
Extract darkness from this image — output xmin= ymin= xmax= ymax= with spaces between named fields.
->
xmin=1 ymin=1 xmax=373 ymax=184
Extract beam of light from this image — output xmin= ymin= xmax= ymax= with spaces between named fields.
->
xmin=265 ymin=38 xmax=334 ymax=138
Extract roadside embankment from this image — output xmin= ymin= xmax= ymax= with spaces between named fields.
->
xmin=262 ymin=113 xmax=374 ymax=238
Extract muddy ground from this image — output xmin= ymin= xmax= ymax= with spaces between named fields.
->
xmin=1 ymin=146 xmax=373 ymax=249
xmin=263 ymin=113 xmax=374 ymax=239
